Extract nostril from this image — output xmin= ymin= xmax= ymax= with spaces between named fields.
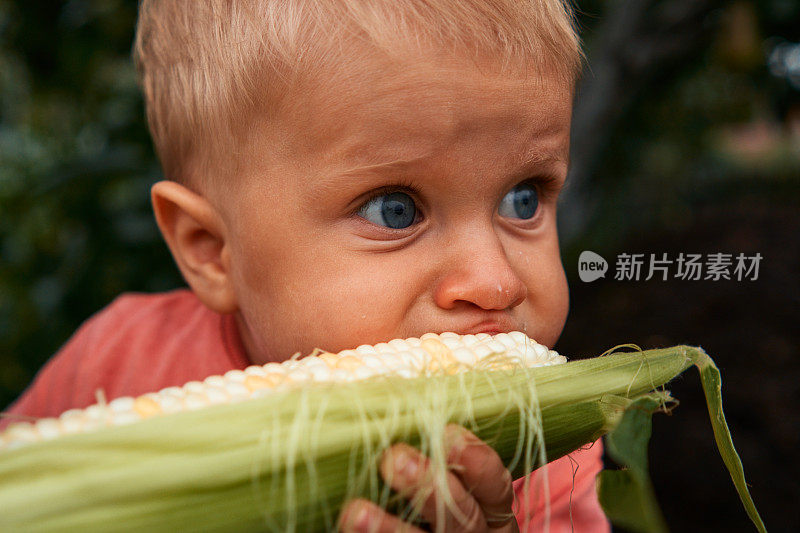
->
xmin=505 ymin=280 xmax=527 ymax=309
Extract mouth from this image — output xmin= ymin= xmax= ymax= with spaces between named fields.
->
xmin=453 ymin=321 xmax=519 ymax=336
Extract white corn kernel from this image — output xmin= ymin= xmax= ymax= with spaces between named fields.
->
xmin=285 ymin=368 xmax=310 ymax=383
xmin=353 ymin=365 xmax=377 ymax=380
xmin=59 ymin=409 xmax=84 ymax=421
xmin=395 ymin=351 xmax=419 ymax=369
xmin=183 ymin=381 xmax=205 ymax=394
xmin=494 ymin=333 xmax=517 ymax=349
xmin=204 ymin=375 xmax=226 ymax=388
xmin=35 ymin=419 xmax=62 ymax=441
xmin=85 ymin=405 xmax=110 ymax=422
xmin=374 ymin=343 xmax=394 ymax=355
xmin=60 ymin=417 xmax=84 ymax=434
xmin=375 ymin=353 xmax=404 ymax=371
xmin=440 ymin=336 xmax=462 ymax=350
xmin=536 ymin=344 xmax=551 ymax=360
xmin=331 ymin=369 xmax=353 ymax=382
xmin=183 ymin=393 xmax=209 ymax=410
xmin=225 ymin=382 xmax=251 ymax=398
xmin=156 ymin=395 xmax=183 ymax=414
xmin=59 ymin=410 xmax=86 ymax=434
xmin=359 ymin=355 xmax=384 ymax=369
xmin=244 ymin=365 xmax=267 ymax=377
xmin=204 ymin=387 xmax=230 ymax=405
xmin=394 ymin=368 xmax=417 ymax=379
xmin=388 ymin=339 xmax=411 ymax=351
xmin=484 ymin=340 xmax=505 ymax=354
xmin=262 ymin=363 xmax=287 ymax=375
xmin=5 ymin=423 xmax=39 ymax=445
xmin=110 ymin=411 xmax=139 ymax=426
xmin=461 ymin=334 xmax=479 ymax=346
xmin=407 ymin=348 xmax=429 ymax=368
xmin=223 ymin=370 xmax=246 ymax=383
xmin=109 ymin=397 xmax=135 ymax=413
xmin=451 ymin=347 xmax=478 ymax=366
xmin=503 ymin=348 xmax=523 ymax=364
xmin=299 ymin=357 xmax=328 ymax=370
xmin=472 ymin=344 xmax=494 ymax=360
xmin=307 ymin=365 xmax=332 ymax=381
xmin=160 ymin=387 xmax=184 ymax=398
xmin=355 ymin=344 xmax=378 ymax=356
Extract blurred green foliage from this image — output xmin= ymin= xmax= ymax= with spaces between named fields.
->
xmin=0 ymin=0 xmax=182 ymax=407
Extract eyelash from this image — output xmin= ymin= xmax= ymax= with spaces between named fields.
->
xmin=523 ymin=175 xmax=559 ymax=203
xmin=352 ymin=182 xmax=423 ymax=218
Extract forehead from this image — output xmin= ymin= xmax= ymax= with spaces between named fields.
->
xmin=245 ymin=48 xmax=573 ymax=182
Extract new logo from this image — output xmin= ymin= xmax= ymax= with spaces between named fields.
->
xmin=578 ymin=251 xmax=608 ymax=282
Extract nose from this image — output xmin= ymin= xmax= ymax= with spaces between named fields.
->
xmin=433 ymin=232 xmax=528 ymax=311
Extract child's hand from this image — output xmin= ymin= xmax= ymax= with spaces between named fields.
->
xmin=338 ymin=424 xmax=519 ymax=532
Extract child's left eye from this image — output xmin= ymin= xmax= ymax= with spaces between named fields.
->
xmin=498 ymin=182 xmax=539 ymax=220
xmin=357 ymin=191 xmax=418 ymax=229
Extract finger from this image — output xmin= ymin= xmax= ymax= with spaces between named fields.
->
xmin=443 ymin=425 xmax=516 ymax=528
xmin=380 ymin=443 xmax=487 ymax=531
xmin=338 ymin=498 xmax=427 ymax=533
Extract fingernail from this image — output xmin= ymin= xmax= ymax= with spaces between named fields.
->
xmin=341 ymin=502 xmax=370 ymax=532
xmin=353 ymin=504 xmax=370 ymax=531
xmin=393 ymin=448 xmax=419 ymax=481
xmin=444 ymin=425 xmax=467 ymax=458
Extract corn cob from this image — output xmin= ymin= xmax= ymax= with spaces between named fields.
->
xmin=0 ymin=332 xmax=564 ymax=451
xmin=0 ymin=333 xmax=765 ymax=533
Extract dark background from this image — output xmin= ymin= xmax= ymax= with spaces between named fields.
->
xmin=0 ymin=1 xmax=797 ymax=531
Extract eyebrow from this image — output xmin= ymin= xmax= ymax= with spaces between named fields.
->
xmin=515 ymin=148 xmax=569 ymax=170
xmin=335 ymin=147 xmax=567 ymax=177
xmin=310 ymin=147 xmax=567 ymax=200
xmin=334 ymin=157 xmax=422 ymax=178
xmin=305 ymin=158 xmax=423 ymax=206
xmin=309 ymin=156 xmax=427 ymax=196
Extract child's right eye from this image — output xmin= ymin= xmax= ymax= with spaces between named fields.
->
xmin=357 ymin=191 xmax=418 ymax=229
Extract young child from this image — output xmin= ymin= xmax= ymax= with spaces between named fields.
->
xmin=3 ymin=1 xmax=609 ymax=531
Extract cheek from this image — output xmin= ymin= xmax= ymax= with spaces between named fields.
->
xmin=543 ymin=266 xmax=569 ymax=345
xmin=232 ymin=239 xmax=421 ymax=359
xmin=515 ymin=242 xmax=569 ymax=348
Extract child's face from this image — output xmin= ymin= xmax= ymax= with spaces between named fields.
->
xmin=215 ymin=51 xmax=572 ymax=364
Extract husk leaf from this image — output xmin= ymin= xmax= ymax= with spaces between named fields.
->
xmin=0 ymin=345 xmax=765 ymax=532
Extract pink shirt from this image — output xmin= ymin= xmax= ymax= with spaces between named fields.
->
xmin=2 ymin=289 xmax=609 ymax=531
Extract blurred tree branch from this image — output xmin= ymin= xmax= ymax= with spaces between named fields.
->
xmin=562 ymin=0 xmax=727 ymax=241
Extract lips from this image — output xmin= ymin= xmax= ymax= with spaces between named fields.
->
xmin=452 ymin=320 xmax=519 ymax=336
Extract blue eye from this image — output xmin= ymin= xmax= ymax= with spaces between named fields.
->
xmin=357 ymin=191 xmax=418 ymax=229
xmin=498 ymin=182 xmax=539 ymax=220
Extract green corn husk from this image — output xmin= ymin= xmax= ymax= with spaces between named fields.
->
xmin=0 ymin=345 xmax=766 ymax=532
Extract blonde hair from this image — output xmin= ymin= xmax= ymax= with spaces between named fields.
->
xmin=133 ymin=0 xmax=582 ymax=186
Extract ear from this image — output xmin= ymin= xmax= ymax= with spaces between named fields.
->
xmin=151 ymin=181 xmax=237 ymax=314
